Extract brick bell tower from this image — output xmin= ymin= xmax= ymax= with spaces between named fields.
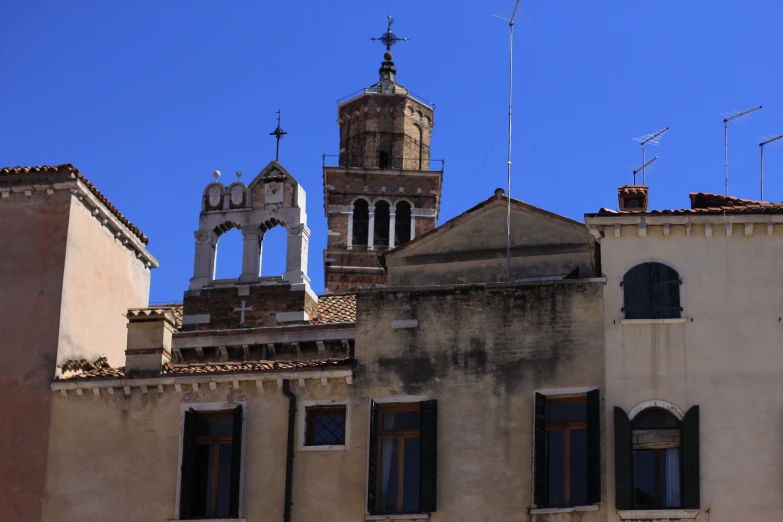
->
xmin=323 ymin=17 xmax=443 ymax=294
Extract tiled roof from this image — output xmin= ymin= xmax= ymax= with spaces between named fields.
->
xmin=127 ymin=304 xmax=183 ymax=328
xmin=313 ymin=294 xmax=357 ymax=324
xmin=618 ymin=186 xmax=648 ymax=196
xmin=57 ymin=358 xmax=353 ymax=381
xmin=0 ymin=164 xmax=149 ymax=244
xmin=593 ymin=192 xmax=783 ymax=216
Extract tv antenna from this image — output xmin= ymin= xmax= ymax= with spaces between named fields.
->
xmin=722 ymin=105 xmax=762 ymax=195
xmin=759 ymin=133 xmax=783 ymax=201
xmin=632 ymin=127 xmax=669 ymax=184
xmin=494 ymin=0 xmax=522 ymax=282
xmin=632 ymin=156 xmax=658 ymax=185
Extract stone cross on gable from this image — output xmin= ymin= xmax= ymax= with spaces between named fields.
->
xmin=233 ymin=300 xmax=254 ymax=325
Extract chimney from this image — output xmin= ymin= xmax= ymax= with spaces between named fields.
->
xmin=124 ymin=307 xmax=179 ymax=375
xmin=618 ymin=185 xmax=649 ymax=211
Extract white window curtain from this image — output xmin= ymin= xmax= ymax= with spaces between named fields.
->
xmin=663 ymin=448 xmax=680 ymax=508
xmin=381 ymin=413 xmax=396 ymax=501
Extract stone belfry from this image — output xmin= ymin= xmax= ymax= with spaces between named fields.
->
xmin=323 ymin=16 xmax=443 ymax=294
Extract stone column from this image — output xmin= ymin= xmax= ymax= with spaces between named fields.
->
xmin=239 ymin=229 xmax=262 ymax=282
xmin=284 ymin=224 xmax=310 ymax=284
xmin=189 ymin=230 xmax=218 ymax=290
xmin=346 ymin=211 xmax=354 ymax=250
xmin=389 ymin=211 xmax=396 ymax=248
xmin=368 ymin=210 xmax=375 ymax=251
xmin=410 ymin=215 xmax=416 ymax=242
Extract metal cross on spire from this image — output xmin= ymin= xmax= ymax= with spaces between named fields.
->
xmin=370 ymin=14 xmax=408 ymax=52
xmin=269 ymin=107 xmax=287 ymax=162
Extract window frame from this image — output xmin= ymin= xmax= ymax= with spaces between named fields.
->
xmin=375 ymin=402 xmax=422 ymax=515
xmin=545 ymin=396 xmax=588 ymax=507
xmin=174 ymin=401 xmax=247 ymax=521
xmin=298 ymin=399 xmax=350 ymax=452
xmin=621 ymin=261 xmax=683 ymax=320
xmin=533 ymin=387 xmax=601 ymax=509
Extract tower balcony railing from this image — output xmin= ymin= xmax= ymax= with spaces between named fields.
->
xmin=322 ymin=154 xmax=444 ymax=172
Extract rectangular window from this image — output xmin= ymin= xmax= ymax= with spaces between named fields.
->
xmin=534 ymin=390 xmax=600 ymax=508
xmin=368 ymin=400 xmax=437 ymax=515
xmin=305 ymin=405 xmax=346 ymax=446
xmin=179 ymin=406 xmax=243 ymax=520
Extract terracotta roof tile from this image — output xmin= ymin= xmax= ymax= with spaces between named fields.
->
xmin=313 ymin=294 xmax=356 ymax=324
xmin=594 ymin=191 xmax=783 ymax=216
xmin=56 ymin=358 xmax=353 ymax=381
xmin=0 ymin=164 xmax=149 ymax=244
xmin=127 ymin=304 xmax=183 ymax=328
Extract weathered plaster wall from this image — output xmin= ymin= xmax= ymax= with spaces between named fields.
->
xmin=598 ymin=223 xmax=783 ymax=522
xmin=0 ymin=190 xmax=70 ymax=522
xmin=355 ymin=281 xmax=607 ymax=522
xmin=57 ymin=196 xmax=150 ymax=368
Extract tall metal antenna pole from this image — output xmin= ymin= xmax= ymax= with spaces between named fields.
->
xmin=760 ymin=133 xmax=783 ymax=200
xmin=505 ymin=0 xmax=520 ymax=282
xmin=723 ymin=105 xmax=761 ymax=195
xmin=633 ymin=157 xmax=658 ymax=185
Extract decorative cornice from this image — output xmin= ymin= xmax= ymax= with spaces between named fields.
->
xmin=586 ymin=213 xmax=783 ymax=241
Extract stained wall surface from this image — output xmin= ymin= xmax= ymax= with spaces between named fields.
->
xmin=596 ymin=222 xmax=783 ymax=522
xmin=0 ymin=190 xmax=70 ymax=522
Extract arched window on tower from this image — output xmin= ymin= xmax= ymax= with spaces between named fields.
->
xmin=374 ymin=200 xmax=391 ymax=248
xmin=395 ymin=201 xmax=412 ymax=245
xmin=352 ymin=199 xmax=369 ymax=247
xmin=378 ymin=150 xmax=390 ymax=169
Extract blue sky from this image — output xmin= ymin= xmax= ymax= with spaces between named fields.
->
xmin=2 ymin=1 xmax=782 ymax=303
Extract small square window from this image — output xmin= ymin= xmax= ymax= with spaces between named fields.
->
xmin=305 ymin=405 xmax=346 ymax=446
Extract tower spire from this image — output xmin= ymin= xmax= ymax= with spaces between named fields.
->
xmin=370 ymin=15 xmax=408 ymax=93
xmin=269 ymin=107 xmax=287 ymax=162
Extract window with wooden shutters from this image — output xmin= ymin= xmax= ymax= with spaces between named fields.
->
xmin=622 ymin=262 xmax=681 ymax=319
xmin=533 ymin=391 xmax=601 ymax=508
xmin=614 ymin=404 xmax=700 ymax=511
xmin=368 ymin=400 xmax=437 ymax=515
xmin=178 ymin=406 xmax=243 ymax=520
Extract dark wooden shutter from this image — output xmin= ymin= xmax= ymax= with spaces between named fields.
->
xmin=533 ymin=393 xmax=547 ymax=507
xmin=179 ymin=408 xmax=199 ymax=520
xmin=229 ymin=405 xmax=243 ymax=517
xmin=623 ymin=263 xmax=652 ymax=319
xmin=586 ymin=389 xmax=601 ymax=504
xmin=650 ymin=263 xmax=681 ymax=319
xmin=367 ymin=400 xmax=378 ymax=514
xmin=420 ymin=400 xmax=438 ymax=513
xmin=613 ymin=407 xmax=633 ymax=510
xmin=681 ymin=405 xmax=700 ymax=509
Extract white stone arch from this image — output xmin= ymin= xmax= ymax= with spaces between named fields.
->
xmin=628 ymin=399 xmax=685 ymax=421
xmin=392 ymin=199 xmax=415 ymax=248
xmin=189 ymin=161 xmax=310 ymax=289
xmin=372 ymin=198 xmax=393 ymax=249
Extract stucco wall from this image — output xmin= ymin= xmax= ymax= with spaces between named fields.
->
xmin=57 ymin=196 xmax=151 ymax=368
xmin=0 ymin=190 xmax=70 ymax=522
xmin=598 ymin=223 xmax=783 ymax=522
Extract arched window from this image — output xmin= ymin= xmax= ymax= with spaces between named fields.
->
xmin=622 ymin=262 xmax=681 ymax=319
xmin=378 ymin=150 xmax=390 ymax=169
xmin=212 ymin=222 xmax=242 ymax=280
xmin=632 ymin=408 xmax=681 ymax=508
xmin=395 ymin=201 xmax=412 ymax=245
xmin=352 ymin=199 xmax=369 ymax=247
xmin=374 ymin=201 xmax=390 ymax=248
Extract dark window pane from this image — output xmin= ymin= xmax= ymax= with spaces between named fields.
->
xmin=634 ymin=450 xmax=656 ymax=508
xmin=215 ymin=443 xmax=233 ymax=518
xmin=192 ymin=444 xmax=214 ymax=517
xmin=547 ymin=430 xmax=565 ymax=507
xmin=380 ymin=439 xmax=399 ymax=514
xmin=548 ymin=402 xmax=587 ymax=422
xmin=197 ymin=416 xmax=234 ymax=437
xmin=374 ymin=201 xmax=391 ymax=247
xmin=353 ymin=200 xmax=369 ymax=247
xmin=402 ymin=438 xmax=421 ymax=513
xmin=570 ymin=429 xmax=588 ymax=506
xmin=307 ymin=406 xmax=346 ymax=446
xmin=395 ymin=202 xmax=412 ymax=245
xmin=382 ymin=411 xmax=420 ymax=431
xmin=632 ymin=408 xmax=680 ymax=430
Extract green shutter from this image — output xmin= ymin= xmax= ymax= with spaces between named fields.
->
xmin=419 ymin=400 xmax=438 ymax=513
xmin=367 ymin=400 xmax=378 ymax=514
xmin=179 ymin=408 xmax=199 ymax=520
xmin=613 ymin=407 xmax=633 ymax=510
xmin=681 ymin=405 xmax=700 ymax=509
xmin=229 ymin=405 xmax=243 ymax=518
xmin=586 ymin=389 xmax=601 ymax=504
xmin=533 ymin=393 xmax=547 ymax=507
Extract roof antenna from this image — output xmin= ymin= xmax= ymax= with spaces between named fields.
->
xmin=759 ymin=133 xmax=783 ymax=200
xmin=632 ymin=157 xmax=658 ymax=185
xmin=722 ymin=105 xmax=761 ymax=195
xmin=632 ymin=127 xmax=669 ymax=185
xmin=495 ymin=0 xmax=521 ymax=282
